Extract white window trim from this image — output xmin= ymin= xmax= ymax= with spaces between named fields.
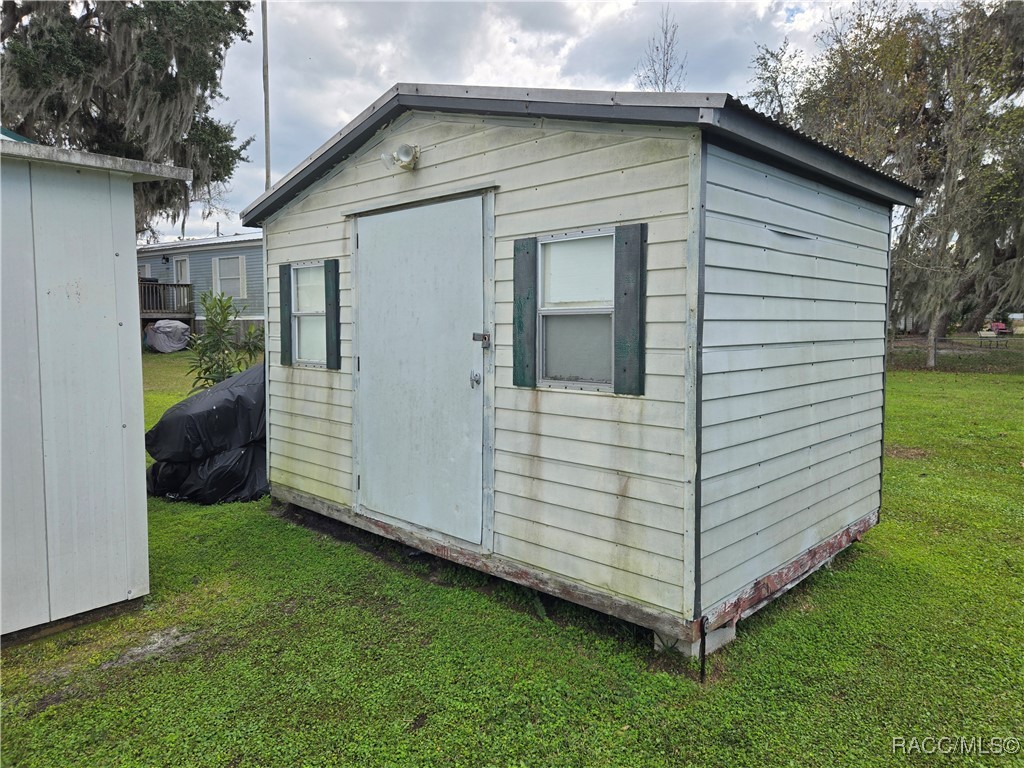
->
xmin=212 ymin=254 xmax=246 ymax=299
xmin=536 ymin=228 xmax=616 ymax=392
xmin=173 ymin=255 xmax=190 ymax=284
xmin=292 ymin=260 xmax=327 ymax=368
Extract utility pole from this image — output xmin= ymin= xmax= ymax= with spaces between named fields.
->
xmin=261 ymin=0 xmax=271 ymax=191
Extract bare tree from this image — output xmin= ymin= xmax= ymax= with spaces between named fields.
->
xmin=634 ymin=5 xmax=687 ymax=92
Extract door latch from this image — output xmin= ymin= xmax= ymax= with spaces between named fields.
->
xmin=470 ymin=371 xmax=482 ymax=388
xmin=472 ymin=332 xmax=491 ymax=349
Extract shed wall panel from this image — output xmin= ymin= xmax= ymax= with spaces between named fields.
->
xmin=699 ymin=144 xmax=889 ymax=615
xmin=31 ymin=166 xmax=133 ymax=622
xmin=0 ymin=160 xmax=51 ymax=633
xmin=264 ymin=113 xmax=695 ymax=618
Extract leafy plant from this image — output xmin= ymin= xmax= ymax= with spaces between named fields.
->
xmin=186 ymin=291 xmax=263 ymax=391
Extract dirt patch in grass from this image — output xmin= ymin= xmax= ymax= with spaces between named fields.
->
xmin=885 ymin=444 xmax=930 ymax=459
xmin=99 ymin=628 xmax=194 ymax=670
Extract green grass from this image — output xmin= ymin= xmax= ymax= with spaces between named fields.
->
xmin=2 ymin=357 xmax=1021 ymax=767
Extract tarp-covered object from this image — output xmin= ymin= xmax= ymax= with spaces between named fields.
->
xmin=144 ymin=319 xmax=190 ymax=353
xmin=146 ymin=364 xmax=268 ymax=504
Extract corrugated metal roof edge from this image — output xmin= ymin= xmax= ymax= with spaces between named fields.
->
xmin=137 ymin=232 xmax=263 ymax=254
xmin=241 ymin=83 xmax=920 ymax=227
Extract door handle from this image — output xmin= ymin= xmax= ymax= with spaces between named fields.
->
xmin=470 ymin=371 xmax=482 ymax=388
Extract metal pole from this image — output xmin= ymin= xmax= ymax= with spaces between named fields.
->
xmin=261 ymin=0 xmax=271 ymax=191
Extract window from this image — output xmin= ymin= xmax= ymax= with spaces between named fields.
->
xmin=538 ymin=232 xmax=615 ymax=387
xmin=279 ymin=260 xmax=341 ymax=370
xmin=213 ymin=255 xmax=245 ymax=298
xmin=513 ymin=223 xmax=647 ymax=396
xmin=174 ymin=256 xmax=190 ymax=284
xmin=138 ymin=264 xmax=151 ymax=278
xmin=292 ymin=264 xmax=327 ymax=365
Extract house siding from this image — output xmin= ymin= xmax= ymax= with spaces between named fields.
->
xmin=698 ymin=144 xmax=889 ymax=614
xmin=265 ymin=112 xmax=695 ymax=618
xmin=137 ymin=241 xmax=265 ymax=319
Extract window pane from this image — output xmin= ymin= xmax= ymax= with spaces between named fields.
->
xmin=219 ymin=257 xmax=240 ymax=279
xmin=542 ymin=235 xmax=613 ymax=308
xmin=294 ymin=266 xmax=325 ymax=312
xmin=297 ymin=315 xmax=327 ymax=362
xmin=543 ymin=313 xmax=612 ymax=384
xmin=220 ymin=277 xmax=241 ymax=298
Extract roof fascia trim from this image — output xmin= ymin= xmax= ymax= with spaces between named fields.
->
xmin=709 ymin=107 xmax=919 ymax=207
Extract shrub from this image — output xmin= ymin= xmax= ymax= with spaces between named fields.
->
xmin=187 ymin=291 xmax=264 ymax=391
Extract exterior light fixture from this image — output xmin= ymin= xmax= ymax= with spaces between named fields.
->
xmin=380 ymin=143 xmax=420 ymax=171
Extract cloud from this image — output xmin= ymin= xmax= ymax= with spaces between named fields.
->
xmin=154 ymin=0 xmax=842 ymax=240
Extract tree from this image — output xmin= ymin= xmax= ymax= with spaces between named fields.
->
xmin=747 ymin=37 xmax=801 ymax=124
xmin=634 ymin=5 xmax=687 ymax=92
xmin=1 ymin=1 xmax=254 ymax=236
xmin=747 ymin=0 xmax=1024 ymax=367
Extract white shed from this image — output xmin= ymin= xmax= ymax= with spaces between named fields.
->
xmin=241 ymin=85 xmax=917 ymax=653
xmin=1 ymin=139 xmax=190 ymax=636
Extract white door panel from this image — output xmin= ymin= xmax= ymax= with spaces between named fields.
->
xmin=355 ymin=197 xmax=485 ymax=544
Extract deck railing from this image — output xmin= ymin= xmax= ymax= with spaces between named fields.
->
xmin=139 ymin=281 xmax=194 ymax=318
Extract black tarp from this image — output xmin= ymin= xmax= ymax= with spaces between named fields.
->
xmin=146 ymin=364 xmax=268 ymax=504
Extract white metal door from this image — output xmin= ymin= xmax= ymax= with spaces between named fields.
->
xmin=355 ymin=196 xmax=485 ymax=544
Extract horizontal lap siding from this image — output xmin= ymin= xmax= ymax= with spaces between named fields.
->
xmin=699 ymin=144 xmax=890 ymax=614
xmin=265 ymin=112 xmax=694 ymax=617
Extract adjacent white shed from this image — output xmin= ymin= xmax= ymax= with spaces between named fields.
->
xmin=1 ymin=140 xmax=190 ymax=636
xmin=241 ymin=85 xmax=918 ymax=653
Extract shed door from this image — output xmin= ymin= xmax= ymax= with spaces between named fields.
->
xmin=355 ymin=196 xmax=485 ymax=544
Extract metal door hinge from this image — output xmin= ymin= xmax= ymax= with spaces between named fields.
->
xmin=473 ymin=332 xmax=491 ymax=349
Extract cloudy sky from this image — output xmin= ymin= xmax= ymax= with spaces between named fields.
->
xmin=166 ymin=0 xmax=838 ymax=240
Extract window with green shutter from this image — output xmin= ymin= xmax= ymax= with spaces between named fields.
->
xmin=279 ymin=259 xmax=341 ymax=370
xmin=513 ymin=223 xmax=646 ymax=395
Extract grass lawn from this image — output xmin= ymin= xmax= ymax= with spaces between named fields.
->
xmin=2 ymin=355 xmax=1021 ymax=767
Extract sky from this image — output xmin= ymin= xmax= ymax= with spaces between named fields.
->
xmin=162 ymin=0 xmax=837 ymax=241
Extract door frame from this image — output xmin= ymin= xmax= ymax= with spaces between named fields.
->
xmin=173 ymin=255 xmax=190 ymax=284
xmin=351 ymin=190 xmax=496 ymax=554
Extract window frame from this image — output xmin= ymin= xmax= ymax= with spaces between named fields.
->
xmin=535 ymin=227 xmax=616 ymax=392
xmin=213 ymin=254 xmax=246 ymax=299
xmin=137 ymin=263 xmax=151 ymax=278
xmin=290 ymin=260 xmax=327 ymax=368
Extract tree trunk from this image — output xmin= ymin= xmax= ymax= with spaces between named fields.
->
xmin=926 ymin=308 xmax=948 ymax=369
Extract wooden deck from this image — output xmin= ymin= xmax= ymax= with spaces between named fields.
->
xmin=139 ymin=281 xmax=194 ymax=321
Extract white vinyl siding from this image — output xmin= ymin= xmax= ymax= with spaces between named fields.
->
xmin=265 ymin=112 xmax=694 ymax=618
xmin=698 ymin=144 xmax=890 ymax=614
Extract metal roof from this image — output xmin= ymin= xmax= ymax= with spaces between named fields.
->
xmin=136 ymin=232 xmax=263 ymax=254
xmin=241 ymin=83 xmax=919 ymax=227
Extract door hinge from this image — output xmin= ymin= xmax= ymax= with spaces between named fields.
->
xmin=356 ymin=475 xmax=360 ymax=490
xmin=356 ymin=356 xmax=360 ymax=372
xmin=355 ymin=233 xmax=359 ymax=249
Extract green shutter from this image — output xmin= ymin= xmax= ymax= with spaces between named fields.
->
xmin=325 ymin=258 xmax=341 ymax=370
xmin=613 ymin=223 xmax=647 ymax=396
xmin=279 ymin=264 xmax=293 ymax=366
xmin=512 ymin=237 xmax=538 ymax=388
